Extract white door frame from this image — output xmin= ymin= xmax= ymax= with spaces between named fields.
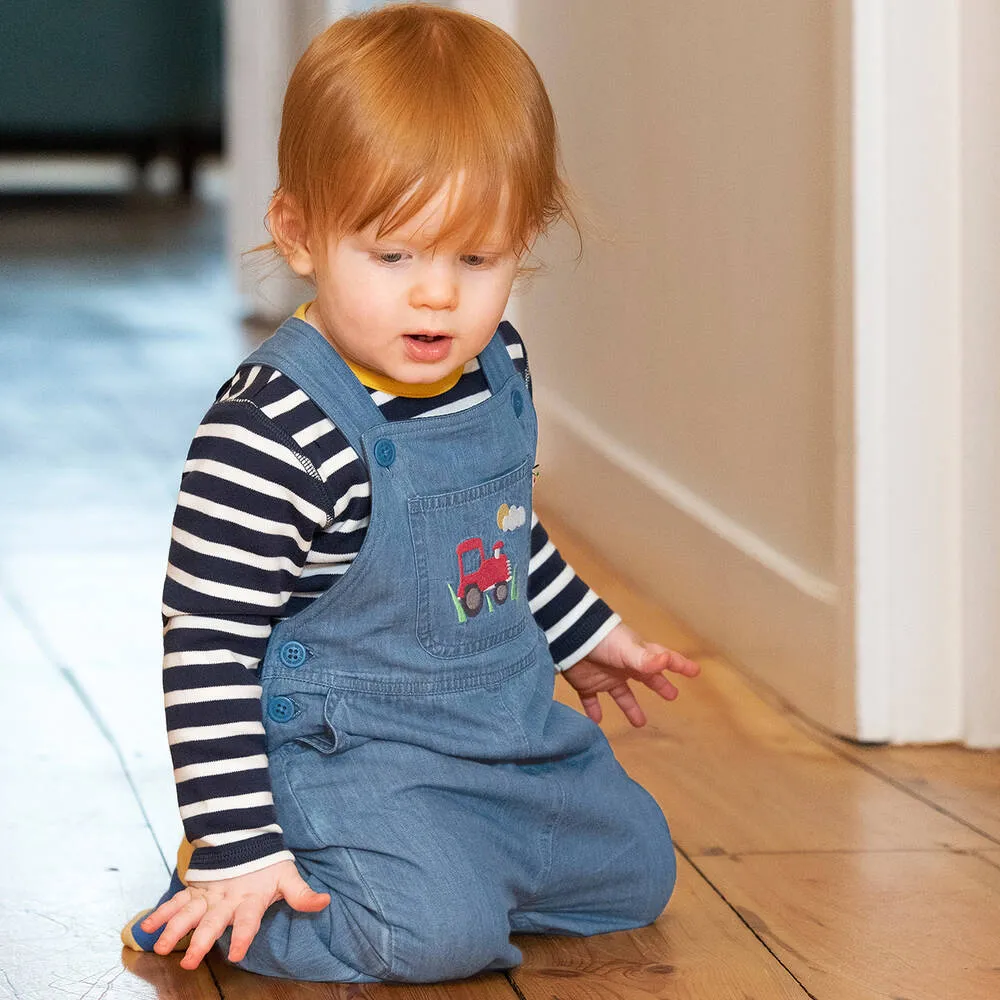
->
xmin=853 ymin=0 xmax=1000 ymax=746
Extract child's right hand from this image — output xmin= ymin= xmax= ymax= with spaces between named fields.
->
xmin=141 ymin=859 xmax=330 ymax=970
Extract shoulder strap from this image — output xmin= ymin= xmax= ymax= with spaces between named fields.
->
xmin=477 ymin=323 xmax=519 ymax=391
xmin=244 ymin=318 xmax=385 ymax=450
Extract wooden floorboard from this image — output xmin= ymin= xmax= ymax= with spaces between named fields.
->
xmin=119 ymin=951 xmax=225 ymax=1000
xmin=4 ymin=547 xmax=197 ymax=862
xmin=697 ymin=850 xmax=1000 ymax=1000
xmin=0 ymin=194 xmax=238 ymax=999
xmin=0 ymin=595 xmax=220 ymax=1000
xmin=580 ymin=654 xmax=993 ymax=856
xmin=978 ymin=850 xmax=1000 ymax=872
xmin=209 ymin=963 xmax=516 ymax=999
xmin=839 ymin=742 xmax=1000 ymax=843
xmin=509 ymin=854 xmax=809 ymax=999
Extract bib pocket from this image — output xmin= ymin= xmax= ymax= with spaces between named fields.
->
xmin=408 ymin=460 xmax=532 ymax=659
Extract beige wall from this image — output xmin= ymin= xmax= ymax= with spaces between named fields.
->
xmin=517 ymin=1 xmax=854 ymax=731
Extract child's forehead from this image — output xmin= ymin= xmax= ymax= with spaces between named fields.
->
xmin=352 ymin=178 xmax=514 ymax=249
xmin=365 ymin=213 xmax=510 ymax=249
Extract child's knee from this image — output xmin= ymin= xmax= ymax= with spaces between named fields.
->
xmin=385 ymin=897 xmax=518 ymax=982
xmin=218 ymin=902 xmax=386 ymax=983
xmin=641 ymin=833 xmax=678 ymax=923
xmin=627 ymin=793 xmax=678 ymax=924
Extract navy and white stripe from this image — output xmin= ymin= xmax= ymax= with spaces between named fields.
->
xmin=164 ymin=322 xmax=617 ymax=880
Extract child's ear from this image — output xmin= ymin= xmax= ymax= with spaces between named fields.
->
xmin=268 ymin=192 xmax=316 ymax=278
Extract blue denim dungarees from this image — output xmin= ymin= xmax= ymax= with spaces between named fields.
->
xmin=225 ymin=319 xmax=675 ymax=982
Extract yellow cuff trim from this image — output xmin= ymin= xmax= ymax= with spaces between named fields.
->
xmin=176 ymin=838 xmax=194 ymax=883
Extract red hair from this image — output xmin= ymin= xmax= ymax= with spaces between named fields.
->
xmin=270 ymin=3 xmax=572 ymax=255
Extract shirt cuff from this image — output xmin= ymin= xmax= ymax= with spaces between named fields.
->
xmin=185 ymin=849 xmax=296 ymax=883
xmin=553 ymin=611 xmax=622 ymax=671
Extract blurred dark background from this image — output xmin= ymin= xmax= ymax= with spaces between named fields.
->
xmin=0 ymin=0 xmax=223 ymax=196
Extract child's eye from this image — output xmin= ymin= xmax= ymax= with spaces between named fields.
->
xmin=461 ymin=254 xmax=493 ymax=268
xmin=373 ymin=251 xmax=407 ymax=265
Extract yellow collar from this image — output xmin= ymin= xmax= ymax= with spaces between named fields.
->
xmin=293 ymin=303 xmax=463 ymax=398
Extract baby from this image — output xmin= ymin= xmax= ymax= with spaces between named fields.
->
xmin=122 ymin=3 xmax=698 ymax=982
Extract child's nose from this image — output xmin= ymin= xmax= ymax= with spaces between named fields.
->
xmin=409 ymin=261 xmax=459 ymax=310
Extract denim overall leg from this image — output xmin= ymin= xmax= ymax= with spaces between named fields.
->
xmin=220 ymin=320 xmax=675 ymax=982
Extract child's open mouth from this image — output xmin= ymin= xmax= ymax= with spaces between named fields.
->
xmin=403 ymin=332 xmax=452 ymax=363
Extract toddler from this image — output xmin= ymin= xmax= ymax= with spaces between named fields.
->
xmin=122 ymin=3 xmax=698 ymax=982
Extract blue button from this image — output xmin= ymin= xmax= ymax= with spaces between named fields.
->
xmin=279 ymin=640 xmax=307 ymax=668
xmin=373 ymin=438 xmax=396 ymax=467
xmin=267 ymin=696 xmax=296 ymax=723
xmin=512 ymin=390 xmax=524 ymax=417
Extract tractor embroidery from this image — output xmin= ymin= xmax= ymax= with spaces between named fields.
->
xmin=447 ymin=536 xmax=520 ymax=622
xmin=445 ymin=503 xmax=526 ymax=623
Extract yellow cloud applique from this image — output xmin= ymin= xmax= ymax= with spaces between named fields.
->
xmin=497 ymin=503 xmax=526 ymax=532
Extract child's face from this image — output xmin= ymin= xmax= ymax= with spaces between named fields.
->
xmin=298 ymin=188 xmax=521 ymax=384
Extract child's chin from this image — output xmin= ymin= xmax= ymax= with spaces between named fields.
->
xmin=398 ymin=367 xmax=451 ymax=386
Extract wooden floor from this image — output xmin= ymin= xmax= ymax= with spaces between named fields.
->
xmin=2 ymin=181 xmax=998 ymax=1000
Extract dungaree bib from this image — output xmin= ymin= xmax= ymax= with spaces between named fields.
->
xmin=225 ymin=319 xmax=676 ymax=982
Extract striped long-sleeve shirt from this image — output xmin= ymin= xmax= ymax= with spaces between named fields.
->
xmin=164 ymin=319 xmax=621 ymax=880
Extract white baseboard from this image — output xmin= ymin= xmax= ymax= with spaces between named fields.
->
xmin=535 ymin=390 xmax=856 ymax=737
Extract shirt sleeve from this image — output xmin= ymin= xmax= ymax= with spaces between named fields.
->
xmin=527 ymin=512 xmax=621 ymax=670
xmin=503 ymin=326 xmax=622 ymax=668
xmin=162 ymin=397 xmax=334 ymax=880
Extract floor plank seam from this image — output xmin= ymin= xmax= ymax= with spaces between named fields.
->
xmin=205 ymin=957 xmax=226 ymax=998
xmin=0 ymin=579 xmax=171 ymax=873
xmin=974 ymin=852 xmax=1000 ymax=873
xmin=504 ymin=969 xmax=529 ymax=1000
xmin=1 ymin=968 xmax=21 ymax=1000
xmin=789 ymin=722 xmax=1000 ymax=849
xmin=59 ymin=662 xmax=171 ymax=872
xmin=691 ymin=846 xmax=989 ymax=858
xmin=674 ymin=843 xmax=819 ymax=1000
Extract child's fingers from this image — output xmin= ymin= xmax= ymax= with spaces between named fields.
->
xmin=228 ymin=902 xmax=266 ymax=963
xmin=640 ymin=641 xmax=669 ymax=658
xmin=642 ymin=671 xmax=680 ymax=702
xmin=609 ymin=684 xmax=647 ymax=728
xmin=153 ymin=896 xmax=208 ymax=956
xmin=615 ymin=637 xmax=661 ymax=672
xmin=577 ymin=692 xmax=603 ymax=723
xmin=637 ymin=647 xmax=700 ymax=678
xmin=140 ymin=888 xmax=191 ymax=932
xmin=181 ymin=903 xmax=238 ymax=970
xmin=666 ymin=651 xmax=701 ymax=677
xmin=292 ymin=888 xmax=331 ymax=912
xmin=280 ymin=873 xmax=331 ymax=913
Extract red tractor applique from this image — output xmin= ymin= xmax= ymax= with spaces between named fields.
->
xmin=455 ymin=537 xmax=511 ymax=617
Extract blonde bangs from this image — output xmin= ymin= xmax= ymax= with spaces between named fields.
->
xmin=276 ymin=4 xmax=572 ymax=254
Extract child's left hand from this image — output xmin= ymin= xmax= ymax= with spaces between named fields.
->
xmin=562 ymin=623 xmax=700 ymax=727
